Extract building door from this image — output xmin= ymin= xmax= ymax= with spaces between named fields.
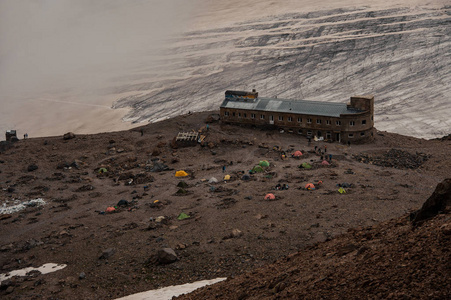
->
xmin=335 ymin=133 xmax=341 ymax=142
xmin=326 ymin=132 xmax=331 ymax=140
xmin=269 ymin=115 xmax=274 ymax=125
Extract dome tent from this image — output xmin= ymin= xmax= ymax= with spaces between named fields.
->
xmin=175 ymin=170 xmax=188 ymax=177
xmin=293 ymin=151 xmax=303 ymax=157
xmin=264 ymin=193 xmax=275 ymax=200
xmin=259 ymin=160 xmax=270 ymax=167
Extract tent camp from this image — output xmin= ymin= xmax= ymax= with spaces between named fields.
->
xmin=208 ymin=177 xmax=218 ymax=183
xmin=293 ymin=151 xmax=303 ymax=157
xmin=305 ymin=183 xmax=315 ymax=190
xmin=224 ymin=174 xmax=231 ymax=181
xmin=300 ymin=162 xmax=312 ymax=169
xmin=175 ymin=170 xmax=188 ymax=177
xmin=264 ymin=193 xmax=275 ymax=200
xmin=259 ymin=160 xmax=270 ymax=167
xmin=252 ymin=165 xmax=264 ymax=173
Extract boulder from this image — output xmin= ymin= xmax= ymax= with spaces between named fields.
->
xmin=157 ymin=248 xmax=178 ymax=264
xmin=412 ymin=178 xmax=451 ymax=225
xmin=27 ymin=164 xmax=38 ymax=172
xmin=63 ymin=132 xmax=76 ymax=140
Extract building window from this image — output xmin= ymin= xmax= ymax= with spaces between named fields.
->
xmin=244 ymin=113 xmax=247 ymax=118
xmin=238 ymin=113 xmax=241 ymax=117
xmin=362 ymin=120 xmax=366 ymax=125
xmin=251 ymin=113 xmax=256 ymax=119
xmin=348 ymin=133 xmax=354 ymax=138
xmin=224 ymin=111 xmax=229 ymax=116
xmin=350 ymin=121 xmax=355 ymax=126
xmin=298 ymin=129 xmax=303 ymax=134
xmin=260 ymin=114 xmax=265 ymax=119
xmin=307 ymin=130 xmax=312 ymax=136
xmin=297 ymin=117 xmax=302 ymax=122
xmin=307 ymin=118 xmax=312 ymax=124
xmin=316 ymin=119 xmax=322 ymax=124
xmin=326 ymin=120 xmax=331 ymax=125
xmin=232 ymin=112 xmax=236 ymax=117
xmin=278 ymin=116 xmax=283 ymax=121
xmin=288 ymin=117 xmax=292 ymax=122
xmin=336 ymin=121 xmax=341 ymax=125
xmin=361 ymin=132 xmax=365 ymax=136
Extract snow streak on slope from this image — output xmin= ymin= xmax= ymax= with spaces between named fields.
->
xmin=114 ymin=6 xmax=450 ymax=139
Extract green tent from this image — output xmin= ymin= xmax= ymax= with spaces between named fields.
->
xmin=252 ymin=165 xmax=264 ymax=173
xmin=259 ymin=160 xmax=270 ymax=167
xmin=338 ymin=187 xmax=346 ymax=194
xmin=177 ymin=212 xmax=190 ymax=220
xmin=98 ymin=168 xmax=108 ymax=173
xmin=301 ymin=162 xmax=312 ymax=169
xmin=177 ymin=181 xmax=189 ymax=188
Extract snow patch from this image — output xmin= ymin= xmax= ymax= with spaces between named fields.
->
xmin=115 ymin=277 xmax=227 ymax=300
xmin=0 ymin=263 xmax=67 ymax=283
xmin=0 ymin=198 xmax=46 ymax=215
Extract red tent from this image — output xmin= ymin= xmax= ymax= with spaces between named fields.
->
xmin=305 ymin=183 xmax=315 ymax=190
xmin=264 ymin=193 xmax=276 ymax=200
xmin=293 ymin=150 xmax=303 ymax=157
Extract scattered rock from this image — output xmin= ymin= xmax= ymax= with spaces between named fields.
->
xmin=79 ymin=272 xmax=86 ymax=280
xmin=157 ymin=248 xmax=178 ymax=264
xmin=99 ymin=248 xmax=116 ymax=260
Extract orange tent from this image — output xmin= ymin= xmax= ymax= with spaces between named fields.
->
xmin=293 ymin=150 xmax=303 ymax=157
xmin=264 ymin=193 xmax=276 ymax=200
xmin=321 ymin=160 xmax=330 ymax=165
xmin=105 ymin=207 xmax=116 ymax=213
xmin=305 ymin=183 xmax=315 ymax=190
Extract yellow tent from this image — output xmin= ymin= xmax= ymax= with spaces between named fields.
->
xmin=224 ymin=174 xmax=231 ymax=181
xmin=175 ymin=170 xmax=188 ymax=177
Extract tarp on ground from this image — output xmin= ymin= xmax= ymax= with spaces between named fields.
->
xmin=293 ymin=151 xmax=303 ymax=157
xmin=252 ymin=165 xmax=264 ymax=173
xmin=305 ymin=183 xmax=315 ymax=190
xmin=264 ymin=193 xmax=275 ymax=200
xmin=338 ymin=187 xmax=346 ymax=194
xmin=259 ymin=160 xmax=270 ymax=167
xmin=301 ymin=162 xmax=312 ymax=169
xmin=175 ymin=170 xmax=188 ymax=177
xmin=208 ymin=177 xmax=218 ymax=183
xmin=224 ymin=174 xmax=231 ymax=181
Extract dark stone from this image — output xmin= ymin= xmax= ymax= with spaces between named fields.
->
xmin=63 ymin=132 xmax=76 ymax=140
xmin=79 ymin=272 xmax=86 ymax=280
xmin=157 ymin=248 xmax=178 ymax=264
xmin=99 ymin=248 xmax=115 ymax=260
xmin=27 ymin=164 xmax=38 ymax=172
xmin=412 ymin=178 xmax=451 ymax=225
